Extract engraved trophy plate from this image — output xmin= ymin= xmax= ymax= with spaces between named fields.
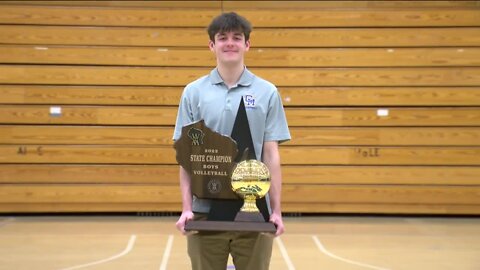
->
xmin=174 ymin=120 xmax=238 ymax=199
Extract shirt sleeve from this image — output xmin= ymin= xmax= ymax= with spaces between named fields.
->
xmin=264 ymin=89 xmax=291 ymax=144
xmin=172 ymin=87 xmax=194 ymax=141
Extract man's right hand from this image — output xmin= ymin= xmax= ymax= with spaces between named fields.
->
xmin=175 ymin=211 xmax=195 ymax=235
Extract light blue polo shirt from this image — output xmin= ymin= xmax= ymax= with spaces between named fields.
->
xmin=173 ymin=67 xmax=291 ymax=213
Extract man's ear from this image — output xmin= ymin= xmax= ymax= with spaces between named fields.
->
xmin=208 ymin=40 xmax=215 ymax=51
xmin=245 ymin=40 xmax=250 ymax=51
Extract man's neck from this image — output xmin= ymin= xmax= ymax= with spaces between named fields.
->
xmin=217 ymin=63 xmax=245 ymax=89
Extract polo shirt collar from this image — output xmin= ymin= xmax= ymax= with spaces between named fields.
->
xmin=210 ymin=67 xmax=254 ymax=87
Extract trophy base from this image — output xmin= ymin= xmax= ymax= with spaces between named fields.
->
xmin=185 ymin=220 xmax=276 ymax=233
xmin=234 ymin=210 xmax=266 ymax=222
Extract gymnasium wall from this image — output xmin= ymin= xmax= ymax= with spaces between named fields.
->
xmin=0 ymin=1 xmax=479 ymax=214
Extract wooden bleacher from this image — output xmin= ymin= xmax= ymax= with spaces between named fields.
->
xmin=0 ymin=1 xmax=479 ymax=214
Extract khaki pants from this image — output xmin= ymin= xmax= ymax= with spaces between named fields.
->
xmin=187 ymin=214 xmax=274 ymax=270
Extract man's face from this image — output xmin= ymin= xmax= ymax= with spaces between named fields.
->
xmin=209 ymin=31 xmax=250 ymax=65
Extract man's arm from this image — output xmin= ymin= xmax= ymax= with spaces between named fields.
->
xmin=262 ymin=141 xmax=284 ymax=236
xmin=175 ymin=166 xmax=194 ymax=234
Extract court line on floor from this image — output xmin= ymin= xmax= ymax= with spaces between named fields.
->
xmin=275 ymin=237 xmax=296 ymax=270
xmin=159 ymin=234 xmax=174 ymax=270
xmin=59 ymin=234 xmax=137 ymax=270
xmin=312 ymin=236 xmax=390 ymax=270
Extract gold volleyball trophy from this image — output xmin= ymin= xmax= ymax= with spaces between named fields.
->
xmin=174 ymin=98 xmax=276 ymax=233
xmin=231 ymin=159 xmax=271 ymax=223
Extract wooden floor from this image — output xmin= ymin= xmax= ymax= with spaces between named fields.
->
xmin=0 ymin=215 xmax=479 ymax=270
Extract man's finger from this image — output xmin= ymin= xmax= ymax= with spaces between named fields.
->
xmin=184 ymin=230 xmax=198 ymax=236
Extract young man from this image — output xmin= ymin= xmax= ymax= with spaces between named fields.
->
xmin=173 ymin=12 xmax=290 ymax=270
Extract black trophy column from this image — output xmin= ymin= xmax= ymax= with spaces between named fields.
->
xmin=208 ymin=97 xmax=270 ymax=222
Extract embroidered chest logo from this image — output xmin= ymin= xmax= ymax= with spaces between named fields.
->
xmin=244 ymin=95 xmax=255 ymax=108
xmin=188 ymin=128 xmax=204 ymax=145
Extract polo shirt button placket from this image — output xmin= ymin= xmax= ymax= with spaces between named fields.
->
xmin=225 ymin=97 xmax=231 ymax=111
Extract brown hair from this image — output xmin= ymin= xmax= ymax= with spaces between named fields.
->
xmin=207 ymin=12 xmax=252 ymax=43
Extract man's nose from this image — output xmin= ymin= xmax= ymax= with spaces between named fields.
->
xmin=225 ymin=38 xmax=235 ymax=45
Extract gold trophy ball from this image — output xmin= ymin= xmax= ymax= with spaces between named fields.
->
xmin=231 ymin=160 xmax=270 ymax=212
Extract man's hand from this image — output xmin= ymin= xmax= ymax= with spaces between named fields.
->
xmin=269 ymin=212 xmax=285 ymax=237
xmin=176 ymin=211 xmax=195 ymax=235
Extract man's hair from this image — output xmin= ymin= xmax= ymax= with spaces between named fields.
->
xmin=207 ymin=12 xmax=252 ymax=42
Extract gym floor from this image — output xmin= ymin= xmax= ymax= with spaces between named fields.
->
xmin=0 ymin=215 xmax=479 ymax=270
